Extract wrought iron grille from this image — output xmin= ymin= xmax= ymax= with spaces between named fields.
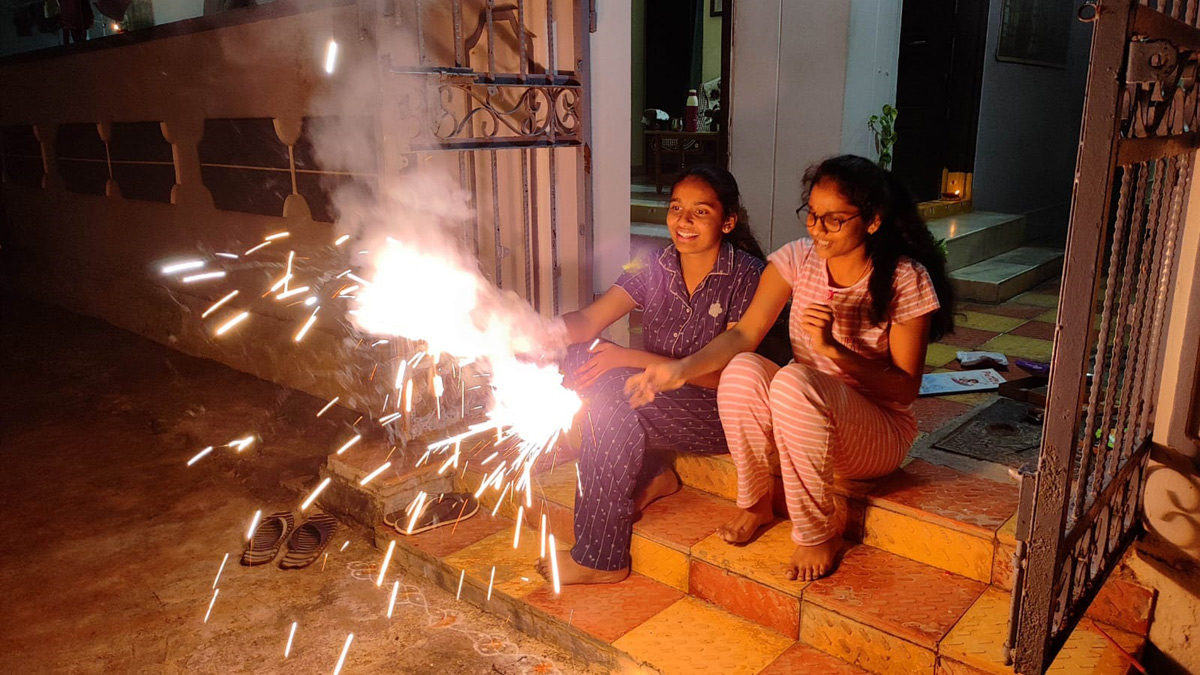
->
xmin=364 ymin=0 xmax=593 ymax=317
xmin=1007 ymin=1 xmax=1198 ymax=671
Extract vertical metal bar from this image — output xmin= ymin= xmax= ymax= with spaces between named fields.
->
xmin=521 ymin=147 xmax=533 ymax=300
xmin=527 ymin=147 xmax=542 ymax=312
xmin=1188 ymin=0 xmax=1198 ymax=27
xmin=452 ymin=0 xmax=465 ymax=67
xmin=415 ymin=0 xmax=426 ymax=65
xmin=459 ymin=151 xmax=480 ymax=258
xmin=486 ymin=0 xmax=497 ymax=78
xmin=517 ymin=0 xmax=528 ymax=81
xmin=490 ymin=150 xmax=503 ymax=288
xmin=548 ymin=146 xmax=560 ymax=314
xmin=546 ymin=0 xmax=558 ymax=80
xmin=1013 ymin=1 xmax=1133 ymax=671
xmin=1070 ymin=167 xmax=1133 ymax=523
xmin=572 ymin=0 xmax=595 ymax=308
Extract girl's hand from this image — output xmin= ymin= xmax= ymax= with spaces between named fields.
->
xmin=800 ymin=303 xmax=842 ymax=358
xmin=624 ymin=360 xmax=687 ymax=408
xmin=574 ymin=341 xmax=636 ymax=390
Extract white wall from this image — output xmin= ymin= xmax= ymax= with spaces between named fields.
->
xmin=840 ymin=0 xmax=901 ymax=160
xmin=728 ymin=0 xmax=851 ymax=251
xmin=591 ymin=0 xmax=631 ymax=314
xmin=972 ymin=4 xmax=1091 ymax=238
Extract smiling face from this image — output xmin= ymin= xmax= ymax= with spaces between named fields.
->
xmin=667 ymin=176 xmax=734 ymax=256
xmin=804 ymin=178 xmax=880 ymax=260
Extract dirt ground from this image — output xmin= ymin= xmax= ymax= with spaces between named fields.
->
xmin=0 ymin=295 xmax=591 ymax=674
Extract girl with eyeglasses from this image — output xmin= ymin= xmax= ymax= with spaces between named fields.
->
xmin=536 ymin=166 xmax=769 ymax=585
xmin=626 ymin=155 xmax=955 ymax=581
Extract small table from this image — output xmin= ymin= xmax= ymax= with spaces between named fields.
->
xmin=645 ymin=130 xmax=720 ymax=193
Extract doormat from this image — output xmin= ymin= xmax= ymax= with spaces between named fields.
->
xmin=933 ymin=397 xmax=1043 ymax=468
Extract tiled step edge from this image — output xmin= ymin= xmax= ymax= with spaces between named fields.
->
xmin=951 ymin=247 xmax=1063 ymax=303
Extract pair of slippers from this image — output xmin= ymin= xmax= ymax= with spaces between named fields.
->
xmin=241 ymin=511 xmax=339 ymax=569
xmin=383 ymin=493 xmax=479 ymax=535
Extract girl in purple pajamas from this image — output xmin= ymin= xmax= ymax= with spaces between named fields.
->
xmin=536 ymin=166 xmax=767 ymax=585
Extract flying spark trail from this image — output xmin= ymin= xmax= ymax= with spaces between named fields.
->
xmin=187 ymin=446 xmax=214 ymax=466
xmin=294 ymin=308 xmax=320 ymax=342
xmin=214 ymin=311 xmax=250 ymax=336
xmin=548 ymin=534 xmax=561 ymax=594
xmin=513 ymin=506 xmax=523 ymax=548
xmin=244 ymin=241 xmax=272 ymax=255
xmin=316 ymin=397 xmax=339 ymax=417
xmin=203 ymin=588 xmax=220 ymax=623
xmin=214 ymin=252 xmax=239 ymax=260
xmin=456 ymin=569 xmax=465 ymax=600
xmin=324 ymin=39 xmax=339 ymax=74
xmin=335 ymin=234 xmax=350 ymax=246
xmin=228 ymin=436 xmax=255 ymax=452
xmin=284 ymin=622 xmax=297 ymax=658
xmin=386 ymin=580 xmax=399 ymax=618
xmin=212 ymin=553 xmax=229 ymax=589
xmin=265 ymin=231 xmax=290 ymax=241
xmin=182 ymin=271 xmax=227 ymax=284
xmin=246 ymin=509 xmax=263 ymax=540
xmin=300 ymin=477 xmax=332 ymax=511
xmin=405 ymin=492 xmax=428 ymax=534
xmin=332 ymin=633 xmax=354 ymax=675
xmin=201 ymin=291 xmax=239 ymax=318
xmin=340 ymin=540 xmax=350 ymax=551
xmin=588 ymin=338 xmax=601 ymax=351
xmin=487 ymin=566 xmax=496 ymax=601
xmin=162 ymin=260 xmax=205 ymax=274
xmin=540 ymin=513 xmax=547 ymax=558
xmin=376 ymin=540 xmax=395 ymax=587
xmin=277 ymin=286 xmax=310 ymax=300
xmin=359 ymin=461 xmax=391 ymax=485
xmin=335 ymin=434 xmax=361 ymax=455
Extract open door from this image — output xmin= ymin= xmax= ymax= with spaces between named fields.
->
xmin=1007 ymin=1 xmax=1198 ymax=671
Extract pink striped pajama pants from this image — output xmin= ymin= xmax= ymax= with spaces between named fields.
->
xmin=717 ymin=352 xmax=918 ymax=546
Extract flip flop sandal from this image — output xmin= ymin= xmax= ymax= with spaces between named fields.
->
xmin=384 ymin=493 xmax=479 ymax=535
xmin=279 ymin=512 xmax=339 ymax=569
xmin=240 ymin=511 xmax=295 ymax=566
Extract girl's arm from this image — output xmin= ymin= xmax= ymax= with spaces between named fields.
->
xmin=625 ymin=264 xmax=792 ymax=405
xmin=560 ymin=286 xmax=637 ymax=344
xmin=800 ymin=303 xmax=931 ymax=405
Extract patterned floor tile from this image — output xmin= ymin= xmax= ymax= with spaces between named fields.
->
xmin=1014 ymin=292 xmax=1061 ymax=308
xmin=862 ymin=506 xmax=994 ymax=581
xmin=942 ymin=588 xmax=1144 ymax=675
xmin=523 ymin=572 xmax=683 ymax=643
xmin=934 ymin=327 xmax=1002 ymax=349
xmin=691 ymin=520 xmax=809 ymax=599
xmin=671 ymin=450 xmax=740 ymax=501
xmin=443 ymin=527 xmax=548 ymax=600
xmin=936 ymin=657 xmax=993 ymax=675
xmin=991 ymin=541 xmax=1015 ymax=591
xmin=759 ymin=642 xmax=870 ymax=674
xmin=801 ymin=602 xmax=936 ymax=675
xmin=926 ymin=343 xmax=962 ymax=368
xmin=630 ymin=533 xmax=689 ymax=591
xmin=1085 ymin=575 xmax=1155 ymax=636
xmin=955 ymin=311 xmax=1028 ymax=333
xmin=1033 ymin=308 xmax=1057 ymax=323
xmin=959 ymin=302 xmax=1050 ymax=320
xmin=979 ymin=334 xmax=1055 ymax=363
xmin=868 ymin=460 xmax=1019 ymax=536
xmin=635 ymin=487 xmax=743 ymax=551
xmin=1008 ymin=319 xmax=1057 ymax=341
xmin=612 ymin=597 xmax=792 ymax=675
xmin=532 ymin=460 xmax=578 ymax=509
xmin=401 ymin=509 xmax=510 ymax=558
xmin=804 ymin=545 xmax=986 ymax=649
xmin=689 ymin=559 xmax=801 ymax=639
xmin=996 ymin=514 xmax=1017 ymax=546
xmin=911 ymin=396 xmax=974 ymax=434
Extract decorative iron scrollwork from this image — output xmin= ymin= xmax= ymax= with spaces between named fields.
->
xmin=431 ymin=81 xmax=581 ymax=147
xmin=1121 ymin=39 xmax=1200 ymax=138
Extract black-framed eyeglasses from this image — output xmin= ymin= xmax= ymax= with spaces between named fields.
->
xmin=796 ymin=206 xmax=861 ymax=233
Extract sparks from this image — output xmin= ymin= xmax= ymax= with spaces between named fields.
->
xmin=359 ymin=461 xmax=391 ymax=486
xmin=316 ymin=397 xmax=340 ymax=417
xmin=277 ymin=286 xmax=310 ymax=300
xmin=300 ymin=477 xmax=332 ymax=511
xmin=212 ymin=553 xmax=229 ymax=589
xmin=215 ymin=311 xmax=250 ymax=336
xmin=214 ymin=252 xmax=239 ymax=259
xmin=335 ymin=434 xmax=362 ymax=455
xmin=324 ymin=39 xmax=339 ymax=75
xmin=404 ymin=379 xmax=413 ymax=413
xmin=394 ymin=362 xmax=407 ymax=390
xmin=548 ymin=534 xmax=561 ymax=594
xmin=269 ymin=273 xmax=293 ymax=293
xmin=539 ymin=513 xmax=547 ymax=558
xmin=335 ymin=234 xmax=350 ymax=246
xmin=294 ymin=308 xmax=320 ymax=342
xmin=513 ymin=506 xmax=523 ymax=549
xmin=228 ymin=436 xmax=255 ymax=452
xmin=244 ymin=241 xmax=272 ymax=255
xmin=340 ymin=540 xmax=350 ymax=552
xmin=386 ymin=580 xmax=399 ymax=618
xmin=487 ymin=565 xmax=496 ymax=601
xmin=376 ymin=540 xmax=395 ymax=587
xmin=162 ymin=260 xmax=204 ymax=274
xmin=405 ymin=491 xmax=428 ymax=534
xmin=305 ymin=296 xmax=318 ymax=306
xmin=246 ymin=509 xmax=263 ymax=540
xmin=182 ymin=271 xmax=227 ymax=284
xmin=588 ymin=338 xmax=601 ymax=352
xmin=203 ymin=588 xmax=220 ymax=624
xmin=265 ymin=231 xmax=290 ymax=241
xmin=456 ymin=569 xmax=465 ymax=600
xmin=379 ymin=412 xmax=402 ymax=425
xmin=284 ymin=621 xmax=297 ymax=658
xmin=201 ymin=290 xmax=239 ymax=319
xmin=187 ymin=446 xmax=214 ymax=466
xmin=332 ymin=633 xmax=354 ymax=675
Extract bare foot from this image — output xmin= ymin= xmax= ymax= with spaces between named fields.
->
xmin=716 ymin=495 xmax=774 ymax=544
xmin=785 ymin=537 xmax=842 ymax=582
xmin=535 ymin=549 xmax=629 ymax=586
xmin=633 ymin=469 xmax=681 ymax=513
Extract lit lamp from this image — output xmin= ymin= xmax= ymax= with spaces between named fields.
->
xmin=941 ymin=170 xmax=972 ymax=201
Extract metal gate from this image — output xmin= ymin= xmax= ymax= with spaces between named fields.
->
xmin=1007 ymin=1 xmax=1197 ymax=671
xmin=360 ymin=0 xmax=594 ymax=316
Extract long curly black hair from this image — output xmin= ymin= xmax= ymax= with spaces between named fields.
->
xmin=673 ymin=165 xmax=766 ymax=260
xmin=801 ymin=155 xmax=955 ymax=341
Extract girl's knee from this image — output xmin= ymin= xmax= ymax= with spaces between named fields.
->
xmin=769 ymin=365 xmax=832 ymax=412
xmin=719 ymin=352 xmax=775 ymax=388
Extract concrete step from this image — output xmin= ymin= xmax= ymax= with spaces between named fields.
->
xmin=631 ymin=196 xmax=669 ymax=225
xmin=926 ymin=211 xmax=1026 ymax=273
xmin=951 ymin=246 xmax=1064 ymax=304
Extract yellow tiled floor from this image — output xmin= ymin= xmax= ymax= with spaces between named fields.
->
xmin=690 ymin=521 xmax=809 ymax=599
xmin=443 ymin=528 xmax=549 ymax=600
xmin=955 ymin=311 xmax=1029 ymax=333
xmin=978 ymin=334 xmax=1055 ymax=363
